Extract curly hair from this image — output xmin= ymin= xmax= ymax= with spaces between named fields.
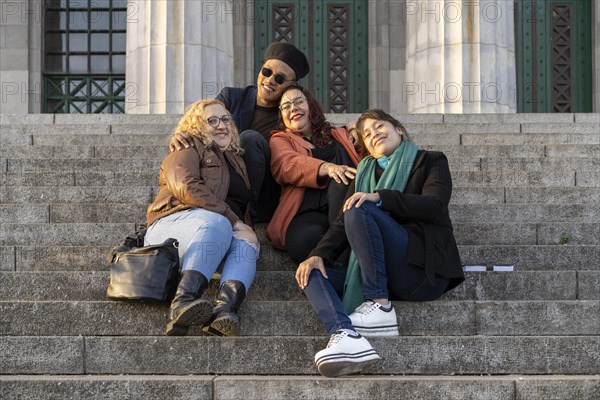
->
xmin=172 ymin=99 xmax=243 ymax=154
xmin=276 ymin=85 xmax=334 ymax=149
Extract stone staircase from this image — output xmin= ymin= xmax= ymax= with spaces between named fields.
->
xmin=1 ymin=113 xmax=599 ymax=399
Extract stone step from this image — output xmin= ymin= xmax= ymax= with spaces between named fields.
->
xmin=2 ymin=112 xmax=595 ymax=125
xmin=3 ymin=203 xmax=598 ymax=224
xmin=3 ymin=143 xmax=598 ymax=160
xmin=2 ymin=244 xmax=597 ymax=273
xmin=2 ymin=222 xmax=597 ymax=246
xmin=3 ymin=170 xmax=595 ymax=189
xmin=462 ymin=133 xmax=600 ymax=145
xmin=451 ymin=187 xmax=600 ymax=204
xmin=0 ymin=186 xmax=154 ymax=203
xmin=1 ymin=375 xmax=598 ymax=400
xmin=1 ymin=335 xmax=598 ymax=375
xmin=3 ymin=130 xmax=599 ymax=149
xmin=1 ymin=144 xmax=599 ymax=160
xmin=0 ymin=145 xmax=170 ymax=159
xmin=423 ymin=144 xmax=600 ymax=158
xmin=1 ymin=133 xmax=173 ymax=146
xmin=0 ymin=270 xmax=597 ymax=301
xmin=2 ymin=186 xmax=599 ymax=208
xmin=1 ymin=300 xmax=597 ymax=337
xmin=3 ymin=157 xmax=597 ymax=173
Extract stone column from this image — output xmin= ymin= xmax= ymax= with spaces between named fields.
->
xmin=405 ymin=0 xmax=517 ymax=113
xmin=0 ymin=0 xmax=42 ymax=114
xmin=126 ymin=0 xmax=235 ymax=114
xmin=368 ymin=0 xmax=409 ymax=114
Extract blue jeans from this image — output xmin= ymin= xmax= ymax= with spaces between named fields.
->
xmin=303 ymin=202 xmax=449 ymax=335
xmin=144 ymin=208 xmax=257 ymax=290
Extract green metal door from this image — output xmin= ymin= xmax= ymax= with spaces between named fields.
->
xmin=515 ymin=0 xmax=593 ymax=112
xmin=255 ymin=0 xmax=368 ymax=113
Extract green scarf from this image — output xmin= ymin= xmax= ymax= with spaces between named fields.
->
xmin=342 ymin=139 xmax=419 ymax=314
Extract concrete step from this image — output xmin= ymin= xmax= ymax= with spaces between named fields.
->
xmin=2 ymin=222 xmax=597 ymax=246
xmin=1 ymin=186 xmax=599 ymax=208
xmin=0 ymin=145 xmax=169 ymax=160
xmin=3 ymin=203 xmax=598 ymax=224
xmin=439 ymin=187 xmax=600 ymax=204
xmin=2 ymin=144 xmax=599 ymax=160
xmin=0 ymin=300 xmax=597 ymax=337
xmin=0 ymin=186 xmax=154 ymax=203
xmin=1 ymin=335 xmax=598 ymax=375
xmin=5 ymin=159 xmax=161 ymax=173
xmin=3 ymin=170 xmax=594 ymax=189
xmin=462 ymin=133 xmax=600 ymax=145
xmin=2 ymin=112 xmax=595 ymax=125
xmin=3 ymin=157 xmax=597 ymax=174
xmin=0 ymin=132 xmax=172 ymax=146
xmin=423 ymin=144 xmax=600 ymax=158
xmin=0 ymin=270 xmax=597 ymax=301
xmin=2 ymin=244 xmax=597 ymax=272
xmin=1 ymin=375 xmax=599 ymax=400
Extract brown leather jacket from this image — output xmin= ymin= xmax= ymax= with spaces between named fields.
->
xmin=146 ymin=135 xmax=251 ymax=227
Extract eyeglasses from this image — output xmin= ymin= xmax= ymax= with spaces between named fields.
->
xmin=261 ymin=67 xmax=293 ymax=85
xmin=205 ymin=115 xmax=233 ymax=127
xmin=279 ymin=96 xmax=306 ymax=112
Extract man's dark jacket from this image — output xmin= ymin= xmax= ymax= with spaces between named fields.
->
xmin=216 ymin=86 xmax=258 ymax=132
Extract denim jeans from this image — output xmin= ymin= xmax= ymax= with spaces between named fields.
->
xmin=144 ymin=208 xmax=257 ymax=290
xmin=303 ymin=202 xmax=449 ymax=335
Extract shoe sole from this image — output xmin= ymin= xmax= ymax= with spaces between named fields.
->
xmin=165 ymin=299 xmax=213 ymax=336
xmin=203 ymin=316 xmax=241 ymax=337
xmin=317 ymin=356 xmax=381 ymax=377
xmin=354 ymin=326 xmax=399 ymax=337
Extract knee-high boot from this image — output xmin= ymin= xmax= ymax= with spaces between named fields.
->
xmin=166 ymin=270 xmax=214 ymax=336
xmin=203 ymin=280 xmax=246 ymax=337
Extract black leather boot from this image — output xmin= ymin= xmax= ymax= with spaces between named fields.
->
xmin=203 ymin=280 xmax=246 ymax=336
xmin=166 ymin=270 xmax=214 ymax=336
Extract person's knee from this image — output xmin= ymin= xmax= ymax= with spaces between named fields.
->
xmin=240 ymin=130 xmax=267 ymax=149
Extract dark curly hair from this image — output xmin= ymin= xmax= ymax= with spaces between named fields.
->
xmin=276 ymin=85 xmax=333 ymax=149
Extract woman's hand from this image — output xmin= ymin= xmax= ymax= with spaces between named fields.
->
xmin=319 ymin=162 xmax=357 ymax=185
xmin=169 ymin=131 xmax=194 ymax=152
xmin=233 ymin=221 xmax=259 ymax=245
xmin=343 ymin=192 xmax=381 ymax=212
xmin=296 ymin=256 xmax=328 ymax=289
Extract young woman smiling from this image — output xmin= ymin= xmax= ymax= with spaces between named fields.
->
xmin=267 ymin=86 xmax=361 ymax=264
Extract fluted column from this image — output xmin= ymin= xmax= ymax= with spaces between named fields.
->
xmin=405 ymin=0 xmax=516 ymax=113
xmin=126 ymin=0 xmax=235 ymax=114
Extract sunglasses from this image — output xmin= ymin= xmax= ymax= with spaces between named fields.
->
xmin=261 ymin=67 xmax=293 ymax=85
xmin=279 ymin=96 xmax=306 ymax=112
xmin=205 ymin=115 xmax=233 ymax=127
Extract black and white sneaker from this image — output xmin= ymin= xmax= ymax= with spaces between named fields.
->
xmin=349 ymin=300 xmax=399 ymax=337
xmin=314 ymin=330 xmax=381 ymax=377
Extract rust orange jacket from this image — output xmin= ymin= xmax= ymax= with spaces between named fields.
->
xmin=267 ymin=127 xmax=360 ymax=250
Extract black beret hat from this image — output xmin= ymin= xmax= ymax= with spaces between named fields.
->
xmin=264 ymin=42 xmax=310 ymax=80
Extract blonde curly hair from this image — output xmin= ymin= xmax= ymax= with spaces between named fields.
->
xmin=173 ymin=99 xmax=243 ymax=154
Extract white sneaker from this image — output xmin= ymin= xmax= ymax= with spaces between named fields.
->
xmin=349 ymin=300 xmax=399 ymax=337
xmin=314 ymin=330 xmax=381 ymax=377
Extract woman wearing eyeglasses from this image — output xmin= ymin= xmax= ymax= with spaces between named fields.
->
xmin=145 ymin=99 xmax=259 ymax=337
xmin=267 ymin=85 xmax=361 ymax=264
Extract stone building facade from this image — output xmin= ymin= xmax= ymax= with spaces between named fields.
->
xmin=1 ymin=0 xmax=598 ymax=114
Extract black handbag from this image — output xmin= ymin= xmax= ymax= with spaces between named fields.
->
xmin=106 ymin=237 xmax=181 ymax=304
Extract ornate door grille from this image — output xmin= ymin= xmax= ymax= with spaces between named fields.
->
xmin=255 ymin=0 xmax=367 ymax=113
xmin=550 ymin=5 xmax=572 ymax=112
xmin=515 ymin=0 xmax=592 ymax=113
xmin=327 ymin=5 xmax=350 ymax=112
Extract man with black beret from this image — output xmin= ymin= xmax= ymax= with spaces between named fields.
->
xmin=171 ymin=42 xmax=309 ymax=223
